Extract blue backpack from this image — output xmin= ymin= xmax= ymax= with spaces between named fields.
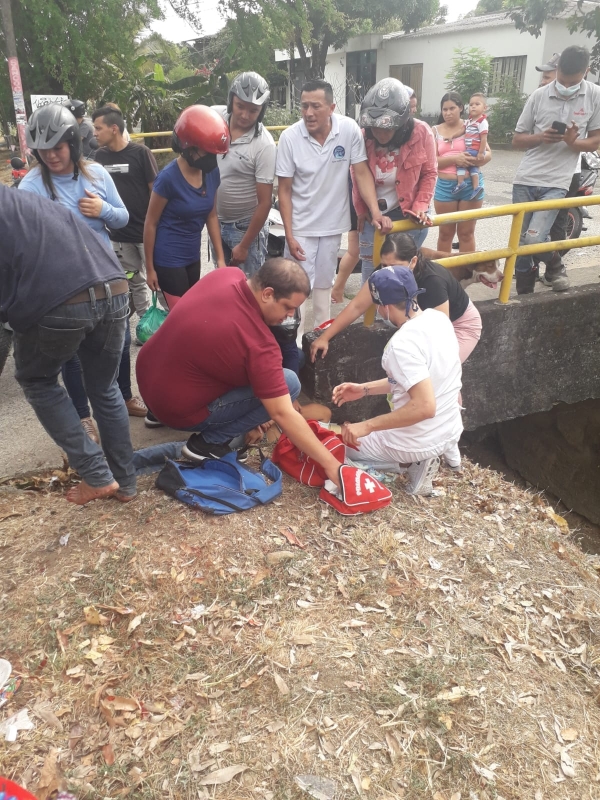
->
xmin=155 ymin=450 xmax=282 ymax=515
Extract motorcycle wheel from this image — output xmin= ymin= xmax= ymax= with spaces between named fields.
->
xmin=0 ymin=326 xmax=13 ymax=377
xmin=558 ymin=207 xmax=584 ymax=255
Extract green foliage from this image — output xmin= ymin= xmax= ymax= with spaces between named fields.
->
xmin=445 ymin=47 xmax=492 ymax=104
xmin=471 ymin=0 xmax=505 ymax=15
xmin=487 ymin=78 xmax=527 ymax=142
xmin=507 ymin=0 xmax=600 ymax=71
xmin=263 ymin=103 xmax=301 ymax=140
xmin=220 ymin=0 xmax=445 ymax=79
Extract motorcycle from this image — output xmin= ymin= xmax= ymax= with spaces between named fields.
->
xmin=267 ymin=204 xmax=286 ymax=259
xmin=561 ymin=150 xmax=600 ymax=245
xmin=9 ymin=156 xmax=27 ymax=188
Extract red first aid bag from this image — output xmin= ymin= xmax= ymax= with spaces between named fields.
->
xmin=271 ymin=420 xmax=345 ymax=487
xmin=319 ymin=464 xmax=393 ymax=515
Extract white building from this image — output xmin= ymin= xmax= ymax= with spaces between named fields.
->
xmin=275 ymin=5 xmax=598 ymax=118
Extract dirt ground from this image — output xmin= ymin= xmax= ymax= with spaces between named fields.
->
xmin=2 ymin=455 xmax=600 ymax=800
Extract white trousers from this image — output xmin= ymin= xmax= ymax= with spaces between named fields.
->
xmin=285 ymin=234 xmax=341 ymax=342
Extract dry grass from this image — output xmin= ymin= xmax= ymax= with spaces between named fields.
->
xmin=1 ymin=455 xmax=600 ymax=800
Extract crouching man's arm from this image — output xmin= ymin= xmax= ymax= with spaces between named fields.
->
xmin=261 ymin=394 xmax=342 ymax=488
xmin=334 ymin=378 xmax=436 ymax=449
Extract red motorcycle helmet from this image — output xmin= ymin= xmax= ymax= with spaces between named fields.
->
xmin=172 ymin=105 xmax=230 ymax=155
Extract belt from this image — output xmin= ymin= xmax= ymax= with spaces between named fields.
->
xmin=65 ymin=280 xmax=129 ymax=305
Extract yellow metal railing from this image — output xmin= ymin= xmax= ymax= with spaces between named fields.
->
xmin=129 ymin=126 xmax=289 ymax=153
xmin=371 ymin=194 xmax=600 ymax=312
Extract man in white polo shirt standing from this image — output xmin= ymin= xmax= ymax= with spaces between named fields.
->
xmin=276 ymin=79 xmax=388 ymax=336
xmin=512 ymin=46 xmax=600 ymax=294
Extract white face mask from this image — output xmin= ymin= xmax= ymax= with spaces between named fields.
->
xmin=555 ymin=80 xmax=581 ymax=98
xmin=380 ymin=307 xmax=399 ymax=330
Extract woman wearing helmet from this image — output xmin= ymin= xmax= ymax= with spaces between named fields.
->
xmin=143 ymin=104 xmax=230 ymax=309
xmin=20 ymin=103 xmax=146 ymax=444
xmin=347 ymin=78 xmax=438 ymax=289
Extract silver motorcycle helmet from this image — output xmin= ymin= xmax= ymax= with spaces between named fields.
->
xmin=359 ymin=78 xmax=411 ymax=130
xmin=227 ymin=71 xmax=270 ymax=124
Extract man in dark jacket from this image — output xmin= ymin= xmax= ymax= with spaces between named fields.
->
xmin=0 ymin=185 xmax=136 ymax=504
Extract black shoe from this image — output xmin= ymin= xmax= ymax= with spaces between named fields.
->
xmin=541 ymin=265 xmax=570 ymax=292
xmin=182 ymin=433 xmax=232 ymax=462
xmin=144 ymin=410 xmax=164 ymax=428
xmin=516 ymin=269 xmax=536 ymax=295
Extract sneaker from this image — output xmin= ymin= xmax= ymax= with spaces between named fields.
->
xmin=541 ymin=266 xmax=570 ymax=292
xmin=469 ymin=186 xmax=484 ymax=201
xmin=406 ymin=457 xmax=440 ymax=496
xmin=144 ymin=410 xmax=164 ymax=428
xmin=451 ymin=182 xmax=467 ymax=196
xmin=81 ymin=416 xmax=99 ymax=444
xmin=182 ymin=433 xmax=233 ymax=463
xmin=516 ymin=269 xmax=537 ymax=295
xmin=125 ymin=396 xmax=148 ymax=417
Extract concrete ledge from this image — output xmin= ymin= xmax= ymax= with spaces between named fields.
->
xmin=301 ymin=283 xmax=600 ymax=430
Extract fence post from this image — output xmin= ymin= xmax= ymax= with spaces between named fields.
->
xmin=498 ymin=210 xmax=524 ymax=304
xmin=363 ymin=228 xmax=385 ymax=327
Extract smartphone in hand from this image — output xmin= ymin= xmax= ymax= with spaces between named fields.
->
xmin=552 ymin=121 xmax=567 ymax=135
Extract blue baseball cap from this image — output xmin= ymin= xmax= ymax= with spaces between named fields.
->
xmin=368 ymin=266 xmax=425 ymax=314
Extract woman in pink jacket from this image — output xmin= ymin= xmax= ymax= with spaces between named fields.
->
xmin=350 ymin=78 xmax=437 ymax=287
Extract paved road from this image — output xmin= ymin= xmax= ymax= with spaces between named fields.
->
xmin=2 ymin=148 xmax=599 ymax=475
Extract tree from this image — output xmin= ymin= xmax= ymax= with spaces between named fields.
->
xmin=507 ymin=0 xmax=600 ymax=70
xmin=219 ymin=0 xmax=446 ymax=80
xmin=487 ymin=77 xmax=528 ymax=141
xmin=471 ymin=0 xmax=505 ymax=15
xmin=445 ymin=47 xmax=492 ymax=103
xmin=0 ymin=0 xmax=201 ymax=123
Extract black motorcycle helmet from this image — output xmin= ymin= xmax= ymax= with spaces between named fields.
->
xmin=26 ymin=104 xmax=82 ymax=181
xmin=62 ymin=98 xmax=86 ymax=119
xmin=359 ymin=78 xmax=414 ymax=149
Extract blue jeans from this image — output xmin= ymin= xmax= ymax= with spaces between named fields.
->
xmin=512 ymin=184 xmax=567 ymax=273
xmin=62 ymin=322 xmax=132 ymax=419
xmin=218 ymin=217 xmax=269 ymax=277
xmin=360 ymin=217 xmax=429 ymax=285
xmin=13 ymin=290 xmax=136 ymax=494
xmin=189 ymin=369 xmax=301 ymax=444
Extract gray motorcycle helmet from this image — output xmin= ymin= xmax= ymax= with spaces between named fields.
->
xmin=359 ymin=78 xmax=411 ymax=130
xmin=227 ymin=71 xmax=270 ymax=124
xmin=62 ymin=98 xmax=86 ymax=118
xmin=26 ymin=103 xmax=82 ymax=164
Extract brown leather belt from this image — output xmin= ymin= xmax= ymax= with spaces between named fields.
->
xmin=65 ymin=279 xmax=129 ymax=305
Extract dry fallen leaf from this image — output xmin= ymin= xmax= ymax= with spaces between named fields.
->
xmin=102 ymin=742 xmax=116 ymax=765
xmin=35 ymin=748 xmax=63 ymax=800
xmin=265 ymin=551 xmax=296 ymax=566
xmin=273 ymin=673 xmax=290 ymax=695
xmin=546 ymin=508 xmax=569 ymax=533
xmin=84 ymin=606 xmax=102 ymax=626
xmin=127 ymin=612 xmax=146 ymax=634
xmin=198 ymin=764 xmax=248 ymax=785
xmin=561 ymin=728 xmax=579 ymax=742
xmin=293 ymin=634 xmax=316 ymax=646
xmin=251 ymin=567 xmax=271 ymax=587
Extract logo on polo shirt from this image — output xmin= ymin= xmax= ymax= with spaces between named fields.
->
xmin=333 ymin=145 xmax=346 ymax=160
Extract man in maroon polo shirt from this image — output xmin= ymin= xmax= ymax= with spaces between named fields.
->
xmin=136 ymin=258 xmax=342 ymax=485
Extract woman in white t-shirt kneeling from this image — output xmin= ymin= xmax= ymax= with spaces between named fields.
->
xmin=332 ymin=266 xmax=463 ymax=496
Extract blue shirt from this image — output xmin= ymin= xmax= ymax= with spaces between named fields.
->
xmin=18 ymin=162 xmax=128 ymax=248
xmin=152 ymin=158 xmax=220 ymax=267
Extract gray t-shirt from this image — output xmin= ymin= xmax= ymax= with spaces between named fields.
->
xmin=514 ymin=80 xmax=600 ymax=190
xmin=213 ymin=107 xmax=276 ymax=223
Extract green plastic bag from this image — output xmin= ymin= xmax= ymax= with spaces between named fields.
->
xmin=136 ymin=292 xmax=168 ymax=344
